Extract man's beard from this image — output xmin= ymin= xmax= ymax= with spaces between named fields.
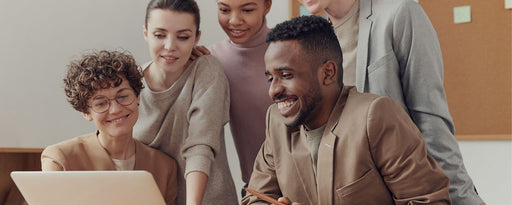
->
xmin=286 ymin=86 xmax=323 ymax=128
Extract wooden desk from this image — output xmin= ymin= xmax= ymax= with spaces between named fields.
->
xmin=0 ymin=148 xmax=43 ymax=204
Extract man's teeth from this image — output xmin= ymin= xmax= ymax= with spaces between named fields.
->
xmin=278 ymin=101 xmax=294 ymax=109
xmin=232 ymin=30 xmax=243 ymax=33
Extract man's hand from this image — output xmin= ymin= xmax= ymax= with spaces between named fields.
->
xmin=275 ymin=197 xmax=305 ymax=205
xmin=190 ymin=45 xmax=210 ymax=60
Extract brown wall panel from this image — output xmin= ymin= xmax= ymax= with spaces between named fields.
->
xmin=0 ymin=150 xmax=42 ymax=204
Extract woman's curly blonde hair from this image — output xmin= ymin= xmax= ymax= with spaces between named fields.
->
xmin=64 ymin=50 xmax=144 ymax=114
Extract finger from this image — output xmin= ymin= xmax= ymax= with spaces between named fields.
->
xmin=277 ymin=197 xmax=291 ymax=204
xmin=197 ymin=46 xmax=211 ymax=55
xmin=191 ymin=49 xmax=203 ymax=58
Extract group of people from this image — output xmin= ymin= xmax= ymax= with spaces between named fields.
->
xmin=38 ymin=0 xmax=485 ymax=205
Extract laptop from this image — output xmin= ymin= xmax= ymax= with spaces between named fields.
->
xmin=11 ymin=170 xmax=166 ymax=205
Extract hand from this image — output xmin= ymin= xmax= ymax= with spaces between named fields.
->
xmin=190 ymin=45 xmax=210 ymax=60
xmin=276 ymin=197 xmax=305 ymax=205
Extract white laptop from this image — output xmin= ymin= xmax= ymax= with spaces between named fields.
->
xmin=11 ymin=170 xmax=166 ymax=205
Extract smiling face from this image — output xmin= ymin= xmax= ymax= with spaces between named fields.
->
xmin=265 ymin=40 xmax=327 ymax=128
xmin=144 ymin=9 xmax=200 ymax=74
xmin=217 ymin=0 xmax=271 ymax=44
xmin=83 ymin=78 xmax=140 ymax=139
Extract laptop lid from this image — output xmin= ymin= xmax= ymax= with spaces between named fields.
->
xmin=11 ymin=170 xmax=166 ymax=205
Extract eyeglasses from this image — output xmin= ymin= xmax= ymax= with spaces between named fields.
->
xmin=88 ymin=88 xmax=136 ymax=113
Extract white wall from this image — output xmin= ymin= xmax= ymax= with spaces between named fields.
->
xmin=458 ymin=141 xmax=512 ymax=205
xmin=0 ymin=0 xmax=148 ymax=148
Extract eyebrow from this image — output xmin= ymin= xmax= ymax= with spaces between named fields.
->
xmin=117 ymin=88 xmax=131 ymax=93
xmin=153 ymin=27 xmax=193 ymax=34
xmin=91 ymin=88 xmax=130 ymax=99
xmin=153 ymin=27 xmax=167 ymax=32
xmin=265 ymin=67 xmax=293 ymax=75
xmin=217 ymin=2 xmax=258 ymax=7
xmin=275 ymin=67 xmax=293 ymax=71
xmin=176 ymin=29 xmax=193 ymax=34
xmin=241 ymin=2 xmax=258 ymax=7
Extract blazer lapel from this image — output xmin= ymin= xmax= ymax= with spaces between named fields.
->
xmin=86 ymin=131 xmax=116 ymax=170
xmin=134 ymin=140 xmax=144 ymax=170
xmin=290 ymin=127 xmax=318 ymax=204
xmin=316 ymin=132 xmax=337 ymax=205
xmin=355 ymin=0 xmax=373 ymax=92
xmin=316 ymin=88 xmax=348 ymax=205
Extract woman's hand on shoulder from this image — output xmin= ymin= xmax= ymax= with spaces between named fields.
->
xmin=190 ymin=45 xmax=211 ymax=61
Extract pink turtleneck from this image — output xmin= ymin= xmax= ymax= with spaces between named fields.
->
xmin=208 ymin=20 xmax=273 ymax=183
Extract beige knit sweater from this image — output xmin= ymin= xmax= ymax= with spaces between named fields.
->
xmin=133 ymin=55 xmax=238 ymax=205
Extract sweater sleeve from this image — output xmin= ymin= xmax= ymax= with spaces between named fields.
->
xmin=241 ymin=106 xmax=281 ymax=205
xmin=180 ymin=55 xmax=230 ymax=177
xmin=41 ymin=145 xmax=65 ymax=171
xmin=391 ymin=2 xmax=482 ymax=204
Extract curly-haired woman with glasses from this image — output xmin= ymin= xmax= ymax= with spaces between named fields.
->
xmin=41 ymin=50 xmax=179 ymax=205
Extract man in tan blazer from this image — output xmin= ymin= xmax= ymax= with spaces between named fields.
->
xmin=241 ymin=15 xmax=451 ymax=205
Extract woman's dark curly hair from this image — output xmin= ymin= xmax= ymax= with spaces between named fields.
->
xmin=63 ymin=50 xmax=144 ymax=114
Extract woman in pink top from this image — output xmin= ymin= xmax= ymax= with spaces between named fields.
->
xmin=195 ymin=0 xmax=274 ymax=197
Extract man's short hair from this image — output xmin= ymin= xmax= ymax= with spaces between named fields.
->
xmin=266 ymin=15 xmax=343 ymax=88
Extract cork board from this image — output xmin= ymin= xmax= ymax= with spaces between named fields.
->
xmin=290 ymin=0 xmax=512 ymax=140
xmin=420 ymin=0 xmax=511 ymax=140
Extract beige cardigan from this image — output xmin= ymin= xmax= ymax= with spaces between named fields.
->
xmin=41 ymin=132 xmax=178 ymax=205
xmin=133 ymin=55 xmax=238 ymax=205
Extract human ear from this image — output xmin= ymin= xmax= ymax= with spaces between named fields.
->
xmin=143 ymin=25 xmax=148 ymax=42
xmin=194 ymin=30 xmax=202 ymax=46
xmin=83 ymin=112 xmax=93 ymax=121
xmin=264 ymin=0 xmax=272 ymax=15
xmin=321 ymin=61 xmax=337 ymax=86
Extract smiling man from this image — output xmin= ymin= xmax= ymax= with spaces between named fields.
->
xmin=241 ymin=15 xmax=452 ymax=205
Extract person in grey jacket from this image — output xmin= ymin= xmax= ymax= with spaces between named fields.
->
xmin=298 ymin=0 xmax=484 ymax=204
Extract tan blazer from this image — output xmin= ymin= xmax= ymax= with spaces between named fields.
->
xmin=242 ymin=86 xmax=451 ymax=205
xmin=41 ymin=132 xmax=178 ymax=205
